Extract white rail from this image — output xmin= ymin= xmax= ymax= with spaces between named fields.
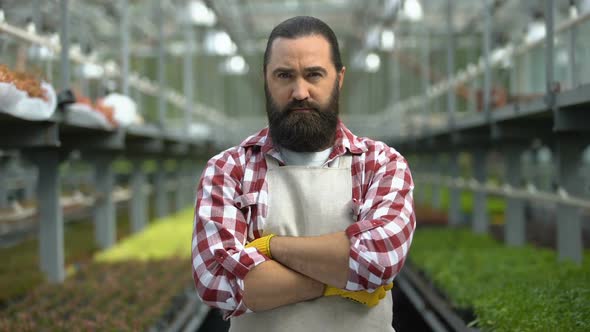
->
xmin=416 ymin=173 xmax=590 ymax=210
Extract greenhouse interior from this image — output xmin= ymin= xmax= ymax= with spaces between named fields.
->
xmin=0 ymin=0 xmax=589 ymax=331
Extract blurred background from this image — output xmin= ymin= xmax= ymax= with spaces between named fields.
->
xmin=0 ymin=0 xmax=589 ymax=331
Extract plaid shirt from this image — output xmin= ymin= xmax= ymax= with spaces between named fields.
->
xmin=192 ymin=121 xmax=415 ymax=318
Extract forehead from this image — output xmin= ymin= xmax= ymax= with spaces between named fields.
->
xmin=267 ymin=35 xmax=332 ymax=69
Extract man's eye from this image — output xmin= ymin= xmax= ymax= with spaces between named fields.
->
xmin=278 ymin=73 xmax=291 ymax=79
xmin=308 ymin=72 xmax=322 ymax=79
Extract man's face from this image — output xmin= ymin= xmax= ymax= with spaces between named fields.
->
xmin=264 ymin=35 xmax=346 ymax=152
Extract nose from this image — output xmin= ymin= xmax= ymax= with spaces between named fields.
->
xmin=291 ymin=79 xmax=310 ymax=101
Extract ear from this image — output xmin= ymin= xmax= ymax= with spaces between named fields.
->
xmin=337 ymin=66 xmax=346 ymax=90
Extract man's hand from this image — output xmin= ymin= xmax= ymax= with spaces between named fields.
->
xmin=243 ymin=234 xmax=325 ymax=311
xmin=245 ymin=234 xmax=276 ymax=258
xmin=323 ymin=283 xmax=394 ymax=308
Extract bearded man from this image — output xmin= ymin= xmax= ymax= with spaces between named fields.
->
xmin=192 ymin=16 xmax=415 ymax=332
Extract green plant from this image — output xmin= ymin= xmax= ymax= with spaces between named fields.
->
xmin=0 ymin=207 xmax=197 ymax=330
xmin=418 ymin=185 xmax=506 ymax=216
xmin=409 ymin=228 xmax=590 ymax=331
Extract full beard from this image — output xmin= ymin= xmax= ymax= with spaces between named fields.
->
xmin=265 ymin=82 xmax=339 ymax=152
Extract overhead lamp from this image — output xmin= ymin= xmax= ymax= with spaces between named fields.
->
xmin=365 ymin=53 xmax=381 ymax=73
xmin=80 ymin=63 xmax=105 ymax=79
xmin=524 ymin=21 xmax=545 ymax=44
xmin=189 ymin=1 xmax=217 ymax=27
xmin=569 ymin=5 xmax=579 ymax=18
xmin=403 ymin=0 xmax=423 ymax=21
xmin=168 ymin=41 xmax=186 ymax=55
xmin=104 ymin=61 xmax=119 ymax=76
xmin=26 ymin=22 xmax=36 ymax=34
xmin=220 ymin=55 xmax=249 ymax=75
xmin=227 ymin=55 xmax=248 ymax=74
xmin=50 ymin=33 xmax=60 ymax=47
xmin=380 ymin=29 xmax=395 ymax=51
xmin=204 ymin=31 xmax=237 ymax=55
xmin=28 ymin=45 xmax=56 ymax=60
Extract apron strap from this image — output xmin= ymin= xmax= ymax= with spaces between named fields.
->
xmin=337 ymin=154 xmax=353 ymax=169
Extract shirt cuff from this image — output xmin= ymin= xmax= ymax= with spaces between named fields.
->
xmin=345 ymin=219 xmax=386 ymax=238
xmin=214 ymin=247 xmax=270 ymax=318
xmin=214 ymin=246 xmax=270 ymax=280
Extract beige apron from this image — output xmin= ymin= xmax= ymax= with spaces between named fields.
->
xmin=230 ymin=154 xmax=394 ymax=332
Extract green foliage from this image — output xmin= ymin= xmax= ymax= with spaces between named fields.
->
xmin=0 ymin=204 xmax=136 ymax=304
xmin=420 ymin=185 xmax=506 ymax=216
xmin=0 ymin=259 xmax=192 ymax=331
xmin=410 ymin=228 xmax=590 ymax=331
xmin=0 ymin=207 xmax=196 ymax=330
xmin=95 ymin=208 xmax=193 ymax=262
xmin=111 ymin=159 xmax=132 ymax=174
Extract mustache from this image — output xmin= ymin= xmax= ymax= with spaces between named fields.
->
xmin=284 ymin=99 xmax=321 ymax=113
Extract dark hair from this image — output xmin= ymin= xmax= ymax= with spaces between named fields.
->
xmin=263 ymin=16 xmax=343 ymax=74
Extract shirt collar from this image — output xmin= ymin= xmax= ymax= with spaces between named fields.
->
xmin=239 ymin=120 xmax=368 ymax=160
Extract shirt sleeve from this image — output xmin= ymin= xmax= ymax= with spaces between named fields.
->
xmin=344 ymin=147 xmax=416 ymax=291
xmin=192 ymin=149 xmax=270 ymax=319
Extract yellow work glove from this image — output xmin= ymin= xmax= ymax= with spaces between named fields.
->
xmin=324 ymin=283 xmax=394 ymax=308
xmin=245 ymin=234 xmax=276 ymax=258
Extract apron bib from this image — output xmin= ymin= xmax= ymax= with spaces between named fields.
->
xmin=230 ymin=155 xmax=394 ymax=332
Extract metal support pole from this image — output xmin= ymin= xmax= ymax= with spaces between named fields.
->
xmin=155 ymin=159 xmax=169 ymax=218
xmin=504 ymin=144 xmax=526 ymax=246
xmin=156 ymin=0 xmax=166 ymax=128
xmin=120 ymin=0 xmax=130 ymax=96
xmin=179 ymin=160 xmax=188 ymax=208
xmin=545 ymin=0 xmax=556 ymax=112
xmin=188 ymin=160 xmax=200 ymax=207
xmin=80 ymin=75 xmax=89 ymax=97
xmin=130 ymin=159 xmax=148 ymax=233
xmin=509 ymin=53 xmax=517 ymax=99
xmin=468 ymin=33 xmax=478 ymax=113
xmin=93 ymin=156 xmax=116 ymax=249
xmin=472 ymin=148 xmax=489 ymax=234
xmin=217 ymin=68 xmax=225 ymax=113
xmin=483 ymin=0 xmax=493 ymax=120
xmin=23 ymin=166 xmax=37 ymax=201
xmin=421 ymin=29 xmax=430 ymax=134
xmin=431 ymin=154 xmax=442 ymax=209
xmin=0 ymin=157 xmax=9 ymax=208
xmin=59 ymin=0 xmax=71 ymax=90
xmin=32 ymin=0 xmax=41 ymax=60
xmin=34 ymin=150 xmax=65 ymax=283
xmin=392 ymin=56 xmax=402 ymax=135
xmin=367 ymin=72 xmax=374 ymax=115
xmin=569 ymin=3 xmax=578 ymax=88
xmin=448 ymin=151 xmax=462 ymax=226
xmin=393 ymin=55 xmax=400 ymax=104
xmin=175 ymin=161 xmax=186 ymax=212
xmin=445 ymin=0 xmax=456 ymax=128
xmin=555 ymin=135 xmax=586 ymax=263
xmin=184 ymin=24 xmax=195 ymax=134
xmin=135 ymin=60 xmax=145 ymax=114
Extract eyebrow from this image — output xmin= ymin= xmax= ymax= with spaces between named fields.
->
xmin=304 ymin=66 xmax=328 ymax=75
xmin=272 ymin=67 xmax=295 ymax=76
xmin=271 ymin=66 xmax=328 ymax=76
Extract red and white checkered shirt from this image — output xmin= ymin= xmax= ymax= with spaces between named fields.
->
xmin=192 ymin=121 xmax=415 ymax=318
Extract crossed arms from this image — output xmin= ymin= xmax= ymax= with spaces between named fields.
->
xmin=192 ymin=146 xmax=415 ymax=318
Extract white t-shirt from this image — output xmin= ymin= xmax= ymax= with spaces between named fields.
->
xmin=280 ymin=146 xmax=334 ymax=167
